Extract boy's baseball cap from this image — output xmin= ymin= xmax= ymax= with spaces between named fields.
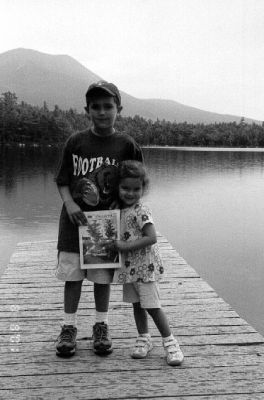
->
xmin=85 ymin=80 xmax=121 ymax=106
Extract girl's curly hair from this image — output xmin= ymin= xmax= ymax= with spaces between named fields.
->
xmin=118 ymin=160 xmax=149 ymax=194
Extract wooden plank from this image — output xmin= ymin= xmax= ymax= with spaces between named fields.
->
xmin=1 ymin=333 xmax=263 ymax=350
xmin=1 ymin=391 xmax=264 ymax=400
xmin=0 ymin=345 xmax=263 ymax=376
xmin=0 ymin=317 xmax=250 ymax=337
xmin=1 ymin=327 xmax=261 ymax=347
xmin=0 ymin=342 xmax=263 ymax=361
xmin=1 ymin=367 xmax=264 ymax=396
xmin=0 ymin=293 xmax=223 ymax=304
xmin=0 ymin=299 xmax=235 ymax=313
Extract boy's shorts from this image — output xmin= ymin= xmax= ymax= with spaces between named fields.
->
xmin=123 ymin=281 xmax=161 ymax=309
xmin=56 ymin=251 xmax=114 ymax=284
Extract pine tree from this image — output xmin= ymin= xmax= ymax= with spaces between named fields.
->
xmin=86 ymin=220 xmax=103 ymax=242
xmin=104 ymin=219 xmax=116 ymax=239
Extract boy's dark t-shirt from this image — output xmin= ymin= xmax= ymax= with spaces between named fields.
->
xmin=55 ymin=129 xmax=143 ymax=253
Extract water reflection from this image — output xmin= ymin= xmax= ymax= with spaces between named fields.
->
xmin=0 ymin=145 xmax=60 ymax=184
xmin=144 ymin=147 xmax=264 ymax=178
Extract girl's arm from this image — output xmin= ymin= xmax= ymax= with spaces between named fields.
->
xmin=58 ymin=185 xmax=87 ymax=226
xmin=116 ymin=223 xmax=157 ymax=252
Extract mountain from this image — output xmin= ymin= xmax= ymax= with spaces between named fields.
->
xmin=0 ymin=48 xmax=257 ymax=124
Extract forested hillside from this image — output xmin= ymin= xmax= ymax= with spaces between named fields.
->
xmin=1 ymin=92 xmax=264 ymax=147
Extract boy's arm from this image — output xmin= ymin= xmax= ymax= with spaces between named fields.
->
xmin=115 ymin=223 xmax=157 ymax=252
xmin=58 ymin=185 xmax=87 ymax=226
xmin=131 ymin=142 xmax=144 ymax=163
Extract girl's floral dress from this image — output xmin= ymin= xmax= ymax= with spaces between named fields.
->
xmin=114 ymin=202 xmax=164 ymax=284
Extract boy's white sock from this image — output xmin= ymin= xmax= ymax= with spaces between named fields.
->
xmin=139 ymin=333 xmax=151 ymax=339
xmin=95 ymin=311 xmax=108 ymax=324
xmin=64 ymin=312 xmax=77 ymax=327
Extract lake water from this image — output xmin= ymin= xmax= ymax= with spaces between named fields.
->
xmin=1 ymin=145 xmax=264 ymax=335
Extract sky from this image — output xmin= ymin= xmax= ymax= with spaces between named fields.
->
xmin=0 ymin=0 xmax=264 ymax=120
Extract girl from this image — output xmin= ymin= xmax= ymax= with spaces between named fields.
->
xmin=112 ymin=160 xmax=184 ymax=366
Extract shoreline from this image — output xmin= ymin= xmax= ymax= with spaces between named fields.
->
xmin=2 ymin=142 xmax=264 ymax=152
xmin=142 ymin=145 xmax=264 ymax=152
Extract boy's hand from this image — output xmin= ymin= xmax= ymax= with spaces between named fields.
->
xmin=109 ymin=200 xmax=120 ymax=210
xmin=64 ymin=200 xmax=87 ymax=226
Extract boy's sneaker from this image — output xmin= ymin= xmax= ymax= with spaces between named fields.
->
xmin=92 ymin=322 xmax=113 ymax=355
xmin=163 ymin=337 xmax=184 ymax=366
xmin=131 ymin=335 xmax=153 ymax=359
xmin=56 ymin=325 xmax=77 ymax=357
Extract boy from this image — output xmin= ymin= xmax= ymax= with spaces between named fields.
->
xmin=55 ymin=81 xmax=143 ymax=357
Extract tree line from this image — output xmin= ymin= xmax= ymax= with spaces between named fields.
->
xmin=1 ymin=91 xmax=264 ymax=147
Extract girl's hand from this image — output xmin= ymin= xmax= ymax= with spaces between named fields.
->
xmin=64 ymin=200 xmax=87 ymax=226
xmin=102 ymin=240 xmax=117 ymax=251
xmin=104 ymin=240 xmax=128 ymax=252
xmin=114 ymin=240 xmax=129 ymax=252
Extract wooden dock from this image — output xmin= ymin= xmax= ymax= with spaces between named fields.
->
xmin=1 ymin=237 xmax=264 ymax=399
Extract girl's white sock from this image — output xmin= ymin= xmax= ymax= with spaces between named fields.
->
xmin=64 ymin=312 xmax=77 ymax=327
xmin=95 ymin=311 xmax=108 ymax=324
xmin=163 ymin=334 xmax=174 ymax=342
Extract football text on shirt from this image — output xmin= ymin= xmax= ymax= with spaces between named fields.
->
xmin=72 ymin=155 xmax=118 ymax=176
